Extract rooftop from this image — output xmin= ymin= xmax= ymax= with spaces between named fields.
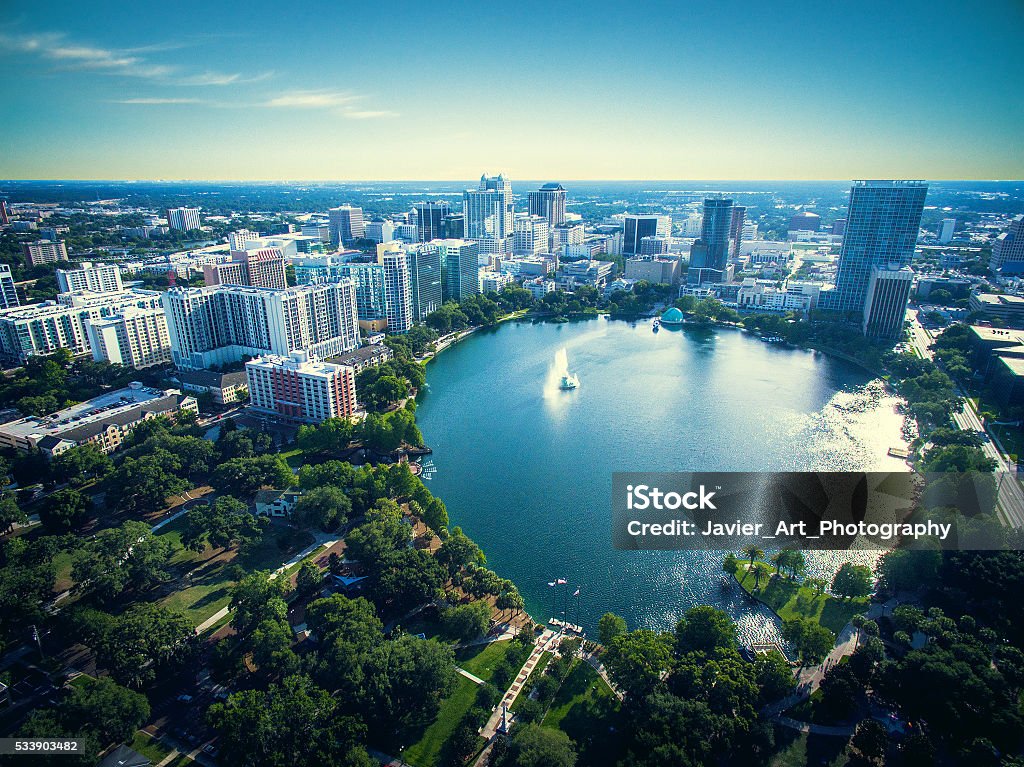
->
xmin=0 ymin=384 xmax=185 ymax=441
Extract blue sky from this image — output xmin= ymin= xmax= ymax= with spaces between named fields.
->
xmin=0 ymin=0 xmax=1021 ymax=180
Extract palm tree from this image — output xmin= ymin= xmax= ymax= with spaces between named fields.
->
xmin=741 ymin=545 xmax=764 ymax=583
xmin=769 ymin=550 xmax=786 ymax=579
xmin=852 ymin=614 xmax=865 ymax=649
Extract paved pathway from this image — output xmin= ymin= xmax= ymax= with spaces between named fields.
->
xmin=776 ymin=715 xmax=856 ymax=737
xmin=456 ymin=667 xmax=485 ymax=685
xmin=581 ymin=651 xmax=623 ymax=701
xmin=193 ymin=532 xmax=342 ymax=635
xmin=479 ymin=629 xmax=554 ymax=739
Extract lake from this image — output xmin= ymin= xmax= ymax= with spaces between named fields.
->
xmin=415 ymin=317 xmax=908 ymax=644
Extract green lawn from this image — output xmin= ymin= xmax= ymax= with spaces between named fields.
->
xmin=542 ymin=661 xmax=623 ymax=767
xmin=454 ymin=640 xmax=520 ymax=684
xmin=735 ymin=566 xmax=868 ymax=635
xmin=158 ymin=526 xmax=313 ymax=625
xmin=769 ymin=728 xmax=850 ymax=767
xmin=398 ymin=675 xmax=480 ymax=767
xmin=128 ymin=731 xmax=175 ymax=764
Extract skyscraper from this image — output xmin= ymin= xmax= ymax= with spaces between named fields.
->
xmin=527 ymin=183 xmax=567 ymax=227
xmin=463 ymin=174 xmax=514 ymax=255
xmin=513 ymin=215 xmax=549 ymax=256
xmin=328 ymin=205 xmax=365 ymax=245
xmin=414 ymin=201 xmax=452 ymax=243
xmin=623 ymin=215 xmax=661 ymax=256
xmin=408 ymin=244 xmax=443 ymax=322
xmin=434 ymin=239 xmax=480 ymax=303
xmin=203 ymin=249 xmax=287 ymax=290
xmin=937 ymin=218 xmax=956 ymax=244
xmin=688 ymin=199 xmax=734 ymax=285
xmin=863 ymin=266 xmax=914 ymax=339
xmin=443 ymin=214 xmax=465 ymax=239
xmin=729 ymin=206 xmax=746 ymax=258
xmin=991 ymin=215 xmax=1024 ymax=274
xmin=166 ymin=207 xmax=201 ymax=231
xmin=827 ymin=180 xmax=927 ymax=322
xmin=379 ymin=247 xmax=413 ymax=334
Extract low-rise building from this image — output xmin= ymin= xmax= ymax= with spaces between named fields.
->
xmin=0 ymin=383 xmax=197 ymax=456
xmin=969 ymin=293 xmax=1024 ymax=326
xmin=624 ymin=257 xmax=681 ymax=285
xmin=326 ymin=343 xmax=394 ymax=374
xmin=254 ymin=488 xmax=302 ymax=517
xmin=174 ymin=369 xmax=249 ymax=405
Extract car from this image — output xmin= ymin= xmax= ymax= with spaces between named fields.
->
xmin=176 ymin=694 xmax=193 ymax=703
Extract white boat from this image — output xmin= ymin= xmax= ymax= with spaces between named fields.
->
xmin=559 ymin=373 xmax=579 ymax=390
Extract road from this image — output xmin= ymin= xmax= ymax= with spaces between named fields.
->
xmin=906 ymin=310 xmax=1024 ymax=527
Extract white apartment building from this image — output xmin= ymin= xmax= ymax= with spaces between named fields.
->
xmin=228 ymin=229 xmax=262 ymax=250
xmin=0 ymin=265 xmax=19 ymax=310
xmin=246 ymin=351 xmax=358 ymax=424
xmin=480 ymin=271 xmax=514 ymax=293
xmin=380 ymin=250 xmax=413 ymax=334
xmin=162 ymin=281 xmax=360 ymax=370
xmin=0 ymin=289 xmax=164 ymax=363
xmin=56 ymin=262 xmax=124 ymax=294
xmin=86 ymin=306 xmax=172 ymax=368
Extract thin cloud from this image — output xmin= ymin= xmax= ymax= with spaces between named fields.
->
xmin=342 ymin=109 xmax=400 ymax=120
xmin=262 ymin=90 xmax=359 ymax=108
xmin=0 ymin=30 xmax=267 ymax=86
xmin=110 ymin=97 xmax=204 ymax=104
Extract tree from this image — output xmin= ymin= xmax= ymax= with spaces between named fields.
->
xmin=497 ymin=723 xmax=576 ymax=767
xmin=832 ymin=563 xmax=873 ymax=600
xmin=436 ymin=526 xmax=485 ymax=575
xmin=105 ymin=453 xmax=189 ymax=514
xmin=208 ymin=674 xmax=373 ymax=767
xmin=604 ymin=629 xmax=673 ymax=697
xmin=230 ymin=571 xmax=288 ymax=636
xmin=72 ymin=521 xmax=174 ymax=602
xmin=675 ymin=605 xmax=737 ymax=655
xmin=740 ymin=544 xmax=764 ymax=579
xmin=296 ymin=560 xmax=323 ymax=597
xmin=373 ymin=548 xmax=445 ymax=614
xmin=598 ymin=612 xmax=627 ymax=646
xmin=360 ymin=634 xmax=457 ymax=732
xmin=850 ymin=719 xmax=889 ymax=765
xmin=39 ymin=488 xmax=92 ymax=532
xmin=754 ymin=650 xmax=797 ymax=704
xmin=293 ymin=485 xmax=352 ymax=531
xmin=53 ymin=444 xmax=113 ymax=486
xmin=441 ymin=600 xmax=491 ymax=641
xmin=62 ymin=676 xmax=150 ymax=746
xmin=181 ymin=495 xmax=266 ymax=552
xmin=93 ymin=603 xmax=196 ymax=688
xmin=0 ymin=491 xmax=26 ymax=533
xmin=782 ymin=618 xmax=835 ymax=665
xmin=211 ymin=455 xmax=294 ymax=497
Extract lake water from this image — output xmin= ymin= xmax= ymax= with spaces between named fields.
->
xmin=415 ymin=318 xmax=909 ymax=645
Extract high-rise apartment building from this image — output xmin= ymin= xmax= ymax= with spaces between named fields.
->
xmin=464 ymin=174 xmax=514 ymax=255
xmin=86 ymin=306 xmax=172 ymax=368
xmin=408 ymin=244 xmax=443 ymax=322
xmin=513 ymin=215 xmax=550 ymax=257
xmin=688 ymin=199 xmax=734 ymax=285
xmin=56 ymin=262 xmax=123 ymax=294
xmin=338 ymin=262 xmax=387 ymax=323
xmin=380 ymin=250 xmax=413 ymax=334
xmin=161 ymin=281 xmax=360 ymax=370
xmin=203 ymin=248 xmax=287 ymax=290
xmin=0 ymin=265 xmax=18 ymax=310
xmin=328 ymin=205 xmax=365 ymax=245
xmin=990 ymin=215 xmax=1024 ymax=274
xmin=166 ymin=207 xmax=201 ymax=231
xmin=433 ymin=239 xmax=480 ymax=303
xmin=414 ymin=201 xmax=452 ymax=243
xmin=22 ymin=239 xmax=68 ymax=266
xmin=826 ymin=180 xmax=927 ymax=322
xmin=527 ymin=183 xmax=567 ymax=227
xmin=246 ymin=351 xmax=357 ymax=424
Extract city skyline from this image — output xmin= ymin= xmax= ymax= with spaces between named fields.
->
xmin=1 ymin=0 xmax=1022 ymax=181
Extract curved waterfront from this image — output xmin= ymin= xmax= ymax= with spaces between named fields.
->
xmin=416 ymin=318 xmax=908 ymax=645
